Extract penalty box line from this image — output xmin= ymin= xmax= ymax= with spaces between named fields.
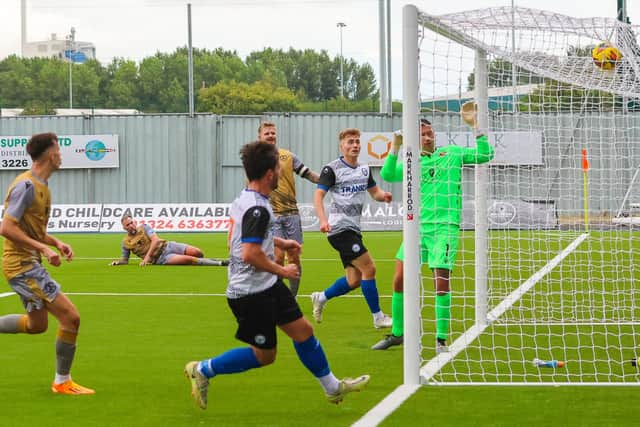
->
xmin=75 ymin=257 xmax=400 ymax=262
xmin=1 ymin=291 xmax=392 ymax=299
xmin=353 ymin=232 xmax=590 ymax=427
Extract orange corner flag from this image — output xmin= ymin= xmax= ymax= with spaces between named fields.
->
xmin=581 ymin=149 xmax=590 ymax=172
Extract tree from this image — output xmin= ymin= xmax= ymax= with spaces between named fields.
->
xmin=198 ymin=79 xmax=298 ymax=114
xmin=104 ymin=59 xmax=139 ymax=108
xmin=467 ymin=58 xmax=544 ymax=91
xmin=72 ymin=59 xmax=102 ymax=108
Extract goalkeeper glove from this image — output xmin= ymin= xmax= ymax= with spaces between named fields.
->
xmin=391 ymin=130 xmax=403 ymax=155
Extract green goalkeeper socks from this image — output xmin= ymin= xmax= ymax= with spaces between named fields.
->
xmin=391 ymin=292 xmax=404 ymax=337
xmin=435 ymin=292 xmax=451 ymax=341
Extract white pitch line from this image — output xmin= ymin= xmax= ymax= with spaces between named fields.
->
xmin=351 ymin=385 xmax=421 ymax=427
xmin=353 ymin=232 xmax=590 ymax=427
xmin=1 ymin=291 xmax=392 ymax=299
xmin=62 ymin=292 xmax=392 ymax=299
xmin=74 ymin=257 xmax=400 ymax=262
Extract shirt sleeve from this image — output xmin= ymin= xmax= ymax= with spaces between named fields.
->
xmin=317 ymin=165 xmax=336 ymax=191
xmin=291 ymin=152 xmax=311 ymax=178
xmin=120 ymin=242 xmax=131 ymax=261
xmin=241 ymin=206 xmax=271 ymax=244
xmin=380 ymin=153 xmax=403 ymax=182
xmin=142 ymin=224 xmax=156 ymax=237
xmin=461 ymin=134 xmax=495 ymax=164
xmin=3 ymin=180 xmax=35 ymax=222
xmin=367 ymin=171 xmax=377 ymax=189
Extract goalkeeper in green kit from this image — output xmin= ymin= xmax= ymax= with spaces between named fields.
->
xmin=372 ymin=103 xmax=494 ymax=351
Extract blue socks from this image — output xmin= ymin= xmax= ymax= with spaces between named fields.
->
xmin=361 ymin=278 xmax=381 ymax=314
xmin=324 ymin=276 xmax=352 ymax=300
xmin=293 ymin=335 xmax=330 ymax=378
xmin=199 ymin=347 xmax=261 ymax=378
xmin=198 ymin=337 xmax=330 ymax=380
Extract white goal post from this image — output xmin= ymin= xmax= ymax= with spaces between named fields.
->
xmin=401 ymin=5 xmax=640 ymax=387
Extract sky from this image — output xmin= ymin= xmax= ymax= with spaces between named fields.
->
xmin=1 ymin=0 xmax=638 ymax=99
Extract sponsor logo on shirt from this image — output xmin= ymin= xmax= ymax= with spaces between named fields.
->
xmin=340 ymin=184 xmax=367 ymax=194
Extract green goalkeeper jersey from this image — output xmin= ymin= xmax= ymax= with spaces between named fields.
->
xmin=381 ymin=134 xmax=494 ymax=226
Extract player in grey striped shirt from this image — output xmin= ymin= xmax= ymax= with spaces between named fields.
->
xmin=311 ymin=128 xmax=393 ymax=329
xmin=184 ymin=141 xmax=369 ymax=409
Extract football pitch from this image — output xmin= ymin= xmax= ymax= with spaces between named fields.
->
xmin=1 ymin=231 xmax=638 ymax=427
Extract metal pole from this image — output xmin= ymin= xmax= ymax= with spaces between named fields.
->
xmin=385 ymin=0 xmax=392 ymax=114
xmin=187 ymin=3 xmax=195 ymax=117
xmin=337 ymin=22 xmax=346 ymax=98
xmin=402 ymin=4 xmax=421 ymax=386
xmin=511 ymin=0 xmax=517 ymax=113
xmin=475 ymin=49 xmax=489 ymax=327
xmin=69 ymin=27 xmax=75 ymax=110
xmin=21 ymin=0 xmax=27 ymax=57
xmin=379 ymin=0 xmax=388 ymax=112
xmin=618 ymin=0 xmax=628 ymax=22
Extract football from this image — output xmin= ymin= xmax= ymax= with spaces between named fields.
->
xmin=592 ymin=42 xmax=622 ymax=70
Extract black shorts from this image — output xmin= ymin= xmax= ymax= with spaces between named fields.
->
xmin=327 ymin=229 xmax=368 ymax=268
xmin=227 ymin=280 xmax=303 ymax=349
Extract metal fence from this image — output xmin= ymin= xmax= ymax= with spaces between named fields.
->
xmin=0 ymin=112 xmax=638 ymax=216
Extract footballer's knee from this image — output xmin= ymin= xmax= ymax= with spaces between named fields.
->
xmin=254 ymin=348 xmax=277 ymax=366
xmin=362 ymin=264 xmax=376 ymax=279
xmin=26 ymin=322 xmax=48 ymax=334
xmin=61 ymin=311 xmax=80 ymax=331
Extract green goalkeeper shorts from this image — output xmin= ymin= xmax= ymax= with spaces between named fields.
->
xmin=395 ymin=224 xmax=460 ymax=270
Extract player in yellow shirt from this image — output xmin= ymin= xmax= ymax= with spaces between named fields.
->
xmin=258 ymin=122 xmax=319 ymax=296
xmin=109 ymin=214 xmax=227 ymax=266
xmin=0 ymin=132 xmax=94 ymax=395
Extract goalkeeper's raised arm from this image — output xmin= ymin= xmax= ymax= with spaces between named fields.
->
xmin=460 ymin=101 xmax=494 ymax=165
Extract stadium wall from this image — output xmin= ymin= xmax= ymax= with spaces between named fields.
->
xmin=0 ymin=112 xmax=637 ymax=218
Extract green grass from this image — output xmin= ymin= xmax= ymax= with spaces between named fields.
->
xmin=1 ymin=231 xmax=639 ymax=426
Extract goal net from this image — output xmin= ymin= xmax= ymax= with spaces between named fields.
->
xmin=402 ymin=5 xmax=640 ymax=385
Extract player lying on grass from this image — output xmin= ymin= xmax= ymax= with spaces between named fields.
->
xmin=372 ymin=105 xmax=494 ymax=352
xmin=109 ymin=214 xmax=228 ymax=266
xmin=184 ymin=141 xmax=369 ymax=409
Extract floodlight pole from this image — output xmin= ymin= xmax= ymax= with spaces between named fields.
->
xmin=68 ymin=27 xmax=75 ymax=109
xmin=188 ymin=3 xmax=195 ymax=117
xmin=337 ymin=22 xmax=347 ymax=98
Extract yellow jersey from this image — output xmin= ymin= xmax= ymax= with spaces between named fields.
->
xmin=2 ymin=171 xmax=51 ymax=279
xmin=270 ymin=148 xmax=308 ymax=216
xmin=122 ymin=225 xmax=167 ymax=262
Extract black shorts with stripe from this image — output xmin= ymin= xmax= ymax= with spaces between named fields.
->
xmin=327 ymin=229 xmax=368 ymax=268
xmin=227 ymin=279 xmax=302 ymax=349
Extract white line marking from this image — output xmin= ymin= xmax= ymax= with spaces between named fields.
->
xmin=421 ymin=233 xmax=589 ymax=382
xmin=352 ymin=385 xmax=421 ymax=427
xmin=74 ymin=257 xmax=400 ymax=262
xmin=61 ymin=292 xmax=392 ymax=299
xmin=353 ymin=232 xmax=590 ymax=427
xmin=0 ymin=292 xmax=15 ymax=298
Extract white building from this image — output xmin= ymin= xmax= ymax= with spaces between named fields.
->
xmin=22 ymin=33 xmax=96 ymax=64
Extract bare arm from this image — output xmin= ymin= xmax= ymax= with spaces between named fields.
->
xmin=302 ymin=169 xmax=320 ymax=184
xmin=314 ymin=188 xmax=330 ymax=233
xmin=141 ymin=233 xmax=163 ymax=266
xmin=242 ymin=242 xmax=299 ymax=279
xmin=367 ymin=186 xmax=392 ymax=203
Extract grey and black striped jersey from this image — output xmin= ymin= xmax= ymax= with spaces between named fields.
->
xmin=227 ymin=189 xmax=277 ymax=298
xmin=317 ymin=157 xmax=376 ymax=236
